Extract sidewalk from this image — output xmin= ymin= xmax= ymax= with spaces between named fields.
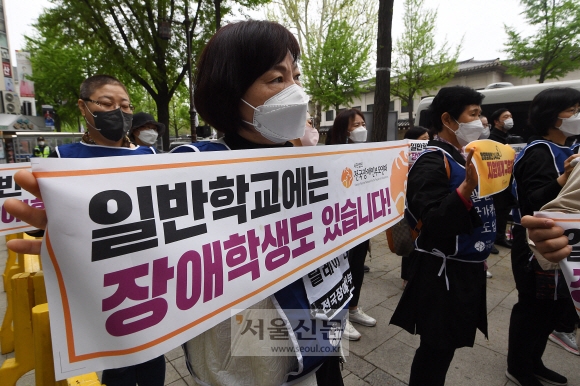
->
xmin=1 ymin=233 xmax=579 ymax=385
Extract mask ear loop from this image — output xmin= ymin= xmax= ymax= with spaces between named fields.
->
xmin=83 ymin=101 xmax=97 ymax=118
xmin=241 ymin=99 xmax=259 ymax=111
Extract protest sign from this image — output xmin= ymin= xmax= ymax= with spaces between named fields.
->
xmin=408 ymin=140 xmax=428 ymax=167
xmin=465 ymin=140 xmax=516 ymax=198
xmin=535 ymin=212 xmax=580 ymax=318
xmin=34 ymin=141 xmax=408 ymax=379
xmin=509 ymin=143 xmax=527 ymax=159
xmin=0 ymin=163 xmax=44 ymax=235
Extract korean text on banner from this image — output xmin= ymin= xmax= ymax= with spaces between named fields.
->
xmin=465 ymin=139 xmax=516 ymax=198
xmin=34 ymin=141 xmax=409 ymax=379
xmin=535 ymin=212 xmax=580 ymax=318
xmin=408 ymin=140 xmax=428 ymax=167
xmin=0 ymin=163 xmax=44 ymax=235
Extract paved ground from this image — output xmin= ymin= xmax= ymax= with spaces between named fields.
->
xmin=2 ymin=233 xmax=579 ymax=385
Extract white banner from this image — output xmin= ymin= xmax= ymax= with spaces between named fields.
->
xmin=34 ymin=141 xmax=409 ymax=379
xmin=535 ymin=212 xmax=580 ymax=318
xmin=0 ymin=163 xmax=44 ymax=235
xmin=408 ymin=140 xmax=428 ymax=167
xmin=510 ymin=143 xmax=527 ymax=159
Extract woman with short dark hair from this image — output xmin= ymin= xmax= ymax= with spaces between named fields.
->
xmin=404 ymin=125 xmax=430 ymax=141
xmin=173 ymin=20 xmax=346 ymax=386
xmin=507 ymin=87 xmax=580 ymax=386
xmin=391 ymin=85 xmax=493 ymax=385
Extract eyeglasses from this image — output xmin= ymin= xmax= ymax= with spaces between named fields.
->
xmin=83 ymin=98 xmax=135 ymax=113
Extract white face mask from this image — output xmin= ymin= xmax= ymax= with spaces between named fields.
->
xmin=503 ymin=118 xmax=514 ymax=130
xmin=349 ymin=127 xmax=367 ymax=143
xmin=445 ymin=118 xmax=484 ymax=147
xmin=479 ymin=125 xmax=490 ymax=139
xmin=38 ymin=141 xmax=45 ymax=146
xmin=137 ymin=129 xmax=158 ymax=145
xmin=241 ymin=84 xmax=309 ymax=143
xmin=557 ymin=114 xmax=580 ymax=137
xmin=300 ymin=124 xmax=319 ymax=146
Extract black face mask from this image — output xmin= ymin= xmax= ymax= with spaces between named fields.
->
xmin=85 ymin=104 xmax=132 ymax=142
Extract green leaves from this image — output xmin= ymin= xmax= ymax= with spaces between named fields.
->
xmin=26 ymin=0 xmax=269 ymax=133
xmin=270 ymin=0 xmax=377 ymax=113
xmin=390 ymin=0 xmax=460 ymax=127
xmin=503 ymin=0 xmax=580 ymax=83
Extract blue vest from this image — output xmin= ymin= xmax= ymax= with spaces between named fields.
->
xmin=511 ymin=140 xmax=572 ymax=224
xmin=412 ymin=147 xmax=496 ymax=263
xmin=56 ymin=142 xmax=156 ymax=158
xmin=172 ymin=141 xmax=346 ymax=383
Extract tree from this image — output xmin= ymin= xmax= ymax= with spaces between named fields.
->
xmin=302 ymin=19 xmax=372 ymax=112
xmin=504 ymin=0 xmax=580 ymax=83
xmin=28 ymin=0 xmax=268 ymax=147
xmin=26 ymin=26 xmax=152 ymax=132
xmin=268 ymin=0 xmax=377 ymax=128
xmin=371 ymin=0 xmax=394 ymax=142
xmin=390 ymin=0 xmax=460 ymax=128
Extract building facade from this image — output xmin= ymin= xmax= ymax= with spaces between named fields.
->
xmin=318 ymin=59 xmax=580 ymax=139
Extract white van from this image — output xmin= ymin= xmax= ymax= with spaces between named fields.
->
xmin=415 ymin=79 xmax=580 ymax=141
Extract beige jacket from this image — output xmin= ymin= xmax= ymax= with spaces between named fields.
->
xmin=533 ymin=163 xmax=580 ymax=270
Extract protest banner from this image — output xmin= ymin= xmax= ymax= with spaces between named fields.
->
xmin=34 ymin=141 xmax=408 ymax=379
xmin=534 ymin=212 xmax=580 ymax=318
xmin=0 ymin=163 xmax=44 ymax=235
xmin=509 ymin=143 xmax=527 ymax=159
xmin=465 ymin=140 xmax=516 ymax=198
xmin=408 ymin=140 xmax=428 ymax=167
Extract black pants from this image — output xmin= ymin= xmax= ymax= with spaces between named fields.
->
xmin=555 ymin=298 xmax=579 ymax=333
xmin=507 ymin=226 xmax=569 ymax=377
xmin=315 ymin=356 xmax=344 ymax=386
xmin=347 ymin=239 xmax=369 ymax=307
xmin=401 ymin=254 xmax=416 ymax=281
xmin=409 ymin=342 xmax=455 ymax=386
xmin=101 ymin=355 xmax=166 ymax=386
xmin=492 ymin=189 xmax=514 ymax=242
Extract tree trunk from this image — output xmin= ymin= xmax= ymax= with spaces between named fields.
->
xmin=408 ymin=96 xmax=415 ymax=128
xmin=214 ymin=0 xmax=221 ymax=32
xmin=155 ymin=92 xmax=171 ymax=151
xmin=372 ymin=0 xmax=394 ymax=142
xmin=315 ymin=102 xmax=322 ymax=131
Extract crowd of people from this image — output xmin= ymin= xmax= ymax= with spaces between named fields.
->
xmin=4 ymin=18 xmax=580 ymax=386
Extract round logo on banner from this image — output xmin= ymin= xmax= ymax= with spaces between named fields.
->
xmin=474 ymin=241 xmax=485 ymax=252
xmin=390 ymin=150 xmax=408 ymax=215
xmin=341 ymin=167 xmax=353 ymax=188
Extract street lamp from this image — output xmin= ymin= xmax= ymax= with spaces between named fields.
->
xmin=158 ymin=0 xmax=197 ymax=142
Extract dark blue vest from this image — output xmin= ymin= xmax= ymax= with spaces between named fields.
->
xmin=412 ymin=147 xmax=496 ymax=263
xmin=511 ymin=140 xmax=573 ymax=224
xmin=56 ymin=142 xmax=156 ymax=158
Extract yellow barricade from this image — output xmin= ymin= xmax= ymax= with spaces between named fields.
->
xmin=0 ymin=272 xmax=39 ymax=386
xmin=1 ymin=233 xmax=24 ymax=354
xmin=1 ymin=233 xmax=42 ymax=354
xmin=31 ymin=304 xmax=102 ymax=386
xmin=0 ymin=237 xmax=101 ymax=386
xmin=32 ymin=304 xmax=102 ymax=386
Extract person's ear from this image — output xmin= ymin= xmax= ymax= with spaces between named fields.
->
xmin=441 ymin=112 xmax=454 ymax=128
xmin=78 ymin=99 xmax=86 ymax=117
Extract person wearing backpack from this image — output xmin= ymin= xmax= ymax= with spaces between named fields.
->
xmin=391 ymin=86 xmax=494 ymax=386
